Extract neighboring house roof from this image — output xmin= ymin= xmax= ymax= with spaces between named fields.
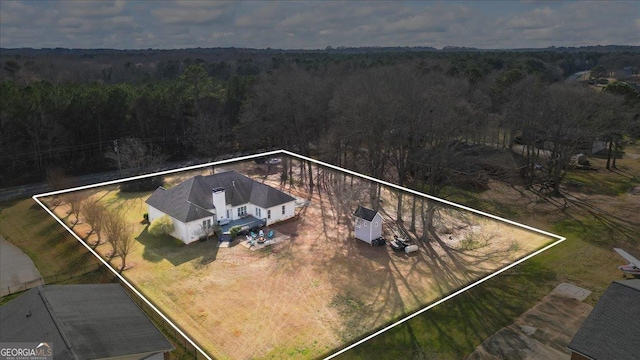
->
xmin=0 ymin=284 xmax=174 ymax=359
xmin=146 ymin=170 xmax=296 ymax=223
xmin=567 ymin=279 xmax=640 ymax=360
xmin=354 ymin=205 xmax=379 ymax=222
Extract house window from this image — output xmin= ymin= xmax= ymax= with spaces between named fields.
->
xmin=202 ymin=220 xmax=207 ymax=228
xmin=226 ymin=210 xmax=230 ymax=219
xmin=207 ymin=219 xmax=212 ymax=228
xmin=364 ymin=221 xmax=368 ymax=227
xmin=267 ymin=210 xmax=271 ymax=219
xmin=374 ymin=222 xmax=378 ymax=227
xmin=282 ymin=205 xmax=285 ymax=215
xmin=256 ymin=208 xmax=261 ymax=218
xmin=237 ymin=206 xmax=247 ymax=217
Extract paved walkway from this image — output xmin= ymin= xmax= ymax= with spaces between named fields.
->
xmin=1 ymin=236 xmax=45 ymax=297
xmin=467 ymin=283 xmax=593 ymax=360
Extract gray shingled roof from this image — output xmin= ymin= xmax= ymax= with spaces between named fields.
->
xmin=568 ymin=279 xmax=640 ymax=360
xmin=354 ymin=205 xmax=379 ymax=222
xmin=0 ymin=284 xmax=174 ymax=359
xmin=146 ymin=170 xmax=296 ymax=222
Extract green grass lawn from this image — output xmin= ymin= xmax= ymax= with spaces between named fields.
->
xmin=0 ymin=198 xmax=102 ymax=279
xmin=0 ymin=196 xmax=198 ymax=360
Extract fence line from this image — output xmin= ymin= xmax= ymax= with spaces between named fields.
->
xmin=1 ymin=263 xmax=104 ymax=298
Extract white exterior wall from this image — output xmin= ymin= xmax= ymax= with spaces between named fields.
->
xmin=171 ymin=220 xmax=189 ymax=244
xmin=149 ymin=205 xmax=189 ymax=244
xmin=184 ymin=218 xmax=214 ymax=244
xmin=266 ymin=201 xmax=295 ymax=225
xmin=252 ymin=205 xmax=267 ymax=221
xmin=148 ymin=204 xmax=215 ymax=245
xmin=211 ymin=189 xmax=227 ymax=222
xmin=354 ymin=213 xmax=383 ymax=243
xmin=231 ymin=203 xmax=251 ymax=220
xmin=147 ymin=205 xmax=164 ymax=224
xmin=370 ymin=213 xmax=383 ymax=239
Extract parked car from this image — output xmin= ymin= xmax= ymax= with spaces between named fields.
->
xmin=267 ymin=158 xmax=282 ymax=165
xmin=371 ymin=237 xmax=386 ymax=246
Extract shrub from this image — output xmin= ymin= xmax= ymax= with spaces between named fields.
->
xmin=149 ymin=215 xmax=174 ymax=236
xmin=229 ymin=226 xmax=242 ymax=238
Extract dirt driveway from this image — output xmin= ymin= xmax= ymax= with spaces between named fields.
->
xmin=467 ymin=283 xmax=593 ymax=359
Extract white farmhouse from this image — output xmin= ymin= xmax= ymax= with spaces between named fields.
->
xmin=353 ymin=205 xmax=383 ymax=244
xmin=146 ymin=170 xmax=296 ymax=244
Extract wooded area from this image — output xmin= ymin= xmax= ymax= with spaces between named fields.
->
xmin=1 ymin=47 xmax=638 ymax=196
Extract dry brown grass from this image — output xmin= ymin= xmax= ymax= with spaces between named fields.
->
xmin=43 ymin=160 xmax=555 ymax=360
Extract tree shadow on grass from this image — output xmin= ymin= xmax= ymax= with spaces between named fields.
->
xmin=329 ymin=260 xmax=556 ymax=360
xmin=538 ymin=188 xmax=639 ymax=246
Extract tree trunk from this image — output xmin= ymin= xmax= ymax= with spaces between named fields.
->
xmin=396 ymin=191 xmax=403 ymax=222
xmin=410 ymin=196 xmax=416 ymax=232
xmin=307 ymin=160 xmax=314 ymax=195
xmin=606 ymin=140 xmax=613 ymax=170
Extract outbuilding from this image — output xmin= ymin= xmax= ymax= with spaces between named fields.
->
xmin=353 ymin=205 xmax=383 ymax=244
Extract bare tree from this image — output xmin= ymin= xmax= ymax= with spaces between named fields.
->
xmin=63 ymin=191 xmax=84 ymax=225
xmin=46 ymin=167 xmax=73 ymax=207
xmin=105 ymin=137 xmax=166 ymax=176
xmin=116 ymin=222 xmax=136 ymax=273
xmin=102 ymin=208 xmax=126 ymax=259
xmin=82 ymin=199 xmax=107 ymax=246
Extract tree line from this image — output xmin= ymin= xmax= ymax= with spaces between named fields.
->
xmin=1 ymin=50 xmax=638 ymax=194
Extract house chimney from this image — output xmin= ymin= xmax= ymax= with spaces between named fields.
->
xmin=211 ymin=187 xmax=227 ymax=223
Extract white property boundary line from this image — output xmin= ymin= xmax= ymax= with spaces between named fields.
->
xmin=32 ymin=149 xmax=565 ymax=360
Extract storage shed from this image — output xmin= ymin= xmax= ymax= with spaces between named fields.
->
xmin=353 ymin=205 xmax=383 ymax=244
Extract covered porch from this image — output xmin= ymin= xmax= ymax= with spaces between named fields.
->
xmin=219 ymin=215 xmax=266 ymax=242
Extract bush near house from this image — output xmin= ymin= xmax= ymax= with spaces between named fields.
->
xmin=229 ymin=226 xmax=242 ymax=239
xmin=148 ymin=215 xmax=174 ymax=236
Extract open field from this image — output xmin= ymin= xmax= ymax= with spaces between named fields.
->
xmin=41 ymin=158 xmax=556 ymax=360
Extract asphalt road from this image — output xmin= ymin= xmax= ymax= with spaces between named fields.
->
xmin=0 ymin=159 xmax=213 ymax=202
xmin=0 ymin=236 xmax=45 ymax=296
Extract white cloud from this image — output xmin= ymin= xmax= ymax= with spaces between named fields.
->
xmin=0 ymin=0 xmax=637 ymax=49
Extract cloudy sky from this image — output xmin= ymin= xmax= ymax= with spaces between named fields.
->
xmin=1 ymin=0 xmax=638 ymax=50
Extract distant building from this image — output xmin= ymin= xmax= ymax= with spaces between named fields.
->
xmin=567 ymin=279 xmax=640 ymax=360
xmin=146 ymin=170 xmax=296 ymax=244
xmin=353 ymin=205 xmax=383 ymax=244
xmin=0 ymin=284 xmax=174 ymax=359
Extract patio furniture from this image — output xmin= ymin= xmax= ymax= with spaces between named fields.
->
xmin=267 ymin=230 xmax=275 ymax=239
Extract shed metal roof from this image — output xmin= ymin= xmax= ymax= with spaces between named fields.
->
xmin=354 ymin=205 xmax=380 ymax=222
